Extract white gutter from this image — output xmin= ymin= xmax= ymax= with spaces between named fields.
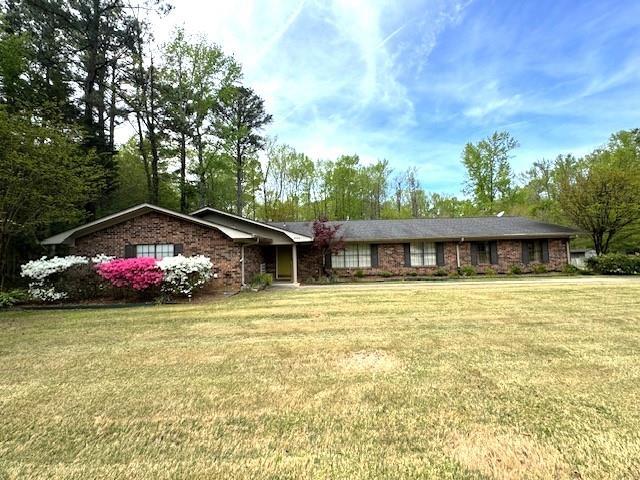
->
xmin=456 ymin=237 xmax=465 ymax=268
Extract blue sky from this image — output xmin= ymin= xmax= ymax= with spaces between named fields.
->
xmin=155 ymin=0 xmax=640 ymax=194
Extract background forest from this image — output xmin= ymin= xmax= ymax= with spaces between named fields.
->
xmin=1 ymin=0 xmax=639 ymax=286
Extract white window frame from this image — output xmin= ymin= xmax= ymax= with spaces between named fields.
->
xmin=332 ymin=243 xmax=371 ymax=269
xmin=136 ymin=244 xmax=175 ymax=260
xmin=410 ymin=242 xmax=437 ymax=267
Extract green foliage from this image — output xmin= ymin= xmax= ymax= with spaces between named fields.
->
xmin=562 ymin=264 xmax=581 ymax=275
xmin=250 ymin=273 xmax=273 ymax=289
xmin=433 ymin=268 xmax=449 ymax=277
xmin=379 ymin=271 xmax=393 ymax=278
xmin=554 ymin=131 xmax=640 ymax=254
xmin=532 ymin=263 xmax=547 ymax=274
xmin=586 ymin=254 xmax=640 ymax=275
xmin=214 ymin=85 xmax=273 ymax=215
xmin=459 ymin=265 xmax=477 ymax=277
xmin=509 ymin=265 xmax=523 ymax=275
xmin=0 ymin=108 xmax=103 ymax=285
xmin=0 ymin=289 xmax=29 ymax=308
xmin=483 ymin=267 xmax=497 ymax=276
xmin=462 ymin=131 xmax=518 ymax=213
xmin=354 ymin=269 xmax=365 ymax=279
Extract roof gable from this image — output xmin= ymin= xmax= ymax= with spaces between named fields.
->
xmin=41 ymin=204 xmax=255 ymax=245
xmin=191 ymin=207 xmax=313 ymax=243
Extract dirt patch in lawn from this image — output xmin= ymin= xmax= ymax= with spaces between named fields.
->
xmin=339 ymin=350 xmax=401 ymax=373
xmin=445 ymin=425 xmax=570 ymax=479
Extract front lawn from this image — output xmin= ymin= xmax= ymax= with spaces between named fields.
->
xmin=1 ymin=280 xmax=640 ymax=479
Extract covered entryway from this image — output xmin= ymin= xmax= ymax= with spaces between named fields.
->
xmin=274 ymin=245 xmax=298 ymax=283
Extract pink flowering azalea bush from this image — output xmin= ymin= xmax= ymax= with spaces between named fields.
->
xmin=96 ymin=257 xmax=164 ymax=291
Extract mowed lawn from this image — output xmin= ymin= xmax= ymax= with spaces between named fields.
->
xmin=2 ymin=280 xmax=640 ymax=479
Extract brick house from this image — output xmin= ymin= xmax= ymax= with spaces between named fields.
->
xmin=42 ymin=203 xmax=577 ymax=291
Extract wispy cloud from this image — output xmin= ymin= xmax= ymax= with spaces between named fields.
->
xmin=142 ymin=0 xmax=640 ymax=195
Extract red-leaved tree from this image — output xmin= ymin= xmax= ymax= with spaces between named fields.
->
xmin=312 ymin=216 xmax=345 ymax=276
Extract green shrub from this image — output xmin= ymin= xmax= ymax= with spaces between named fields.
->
xmin=532 ymin=263 xmax=547 ymax=274
xmin=586 ymin=253 xmax=640 ymax=275
xmin=459 ymin=265 xmax=476 ymax=277
xmin=250 ymin=273 xmax=273 ymax=290
xmin=483 ymin=267 xmax=497 ymax=276
xmin=379 ymin=271 xmax=393 ymax=278
xmin=433 ymin=268 xmax=449 ymax=277
xmin=406 ymin=271 xmax=418 ymax=277
xmin=354 ymin=269 xmax=365 ymax=278
xmin=562 ymin=264 xmax=580 ymax=275
xmin=509 ymin=265 xmax=523 ymax=275
xmin=0 ymin=289 xmax=29 ymax=308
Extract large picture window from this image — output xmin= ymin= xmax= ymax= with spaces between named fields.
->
xmin=410 ymin=242 xmax=437 ymax=266
xmin=136 ymin=244 xmax=175 ymax=260
xmin=332 ymin=243 xmax=371 ymax=268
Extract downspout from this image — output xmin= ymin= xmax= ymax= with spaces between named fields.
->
xmin=456 ymin=237 xmax=464 ymax=269
xmin=241 ymin=236 xmax=260 ymax=288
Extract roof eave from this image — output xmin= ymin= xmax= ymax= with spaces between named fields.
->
xmin=339 ymin=232 xmax=576 ymax=243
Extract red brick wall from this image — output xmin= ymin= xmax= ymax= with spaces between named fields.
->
xmin=71 ymin=212 xmax=243 ymax=291
xmin=302 ymin=238 xmax=569 ymax=280
xmin=243 ymin=244 xmax=265 ymax=283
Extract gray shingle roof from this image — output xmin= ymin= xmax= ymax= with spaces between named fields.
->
xmin=268 ymin=217 xmax=577 ymax=242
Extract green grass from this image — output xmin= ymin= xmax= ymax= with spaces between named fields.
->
xmin=2 ymin=281 xmax=640 ymax=479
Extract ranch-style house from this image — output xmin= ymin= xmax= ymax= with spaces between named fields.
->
xmin=41 ymin=203 xmax=577 ymax=291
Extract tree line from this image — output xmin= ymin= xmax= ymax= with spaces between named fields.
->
xmin=1 ymin=0 xmax=639 ymax=287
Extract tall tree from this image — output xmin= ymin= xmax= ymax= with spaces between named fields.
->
xmin=462 ymin=131 xmax=518 ymax=213
xmin=0 ymin=108 xmax=103 ymax=287
xmin=160 ymin=28 xmax=193 ymax=212
xmin=556 ymin=131 xmax=640 ymax=254
xmin=214 ymin=86 xmax=272 ymax=215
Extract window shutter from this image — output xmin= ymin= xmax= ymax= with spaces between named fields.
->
xmin=436 ymin=243 xmax=445 ymax=266
xmin=403 ymin=243 xmax=411 ymax=267
xmin=173 ymin=244 xmax=184 ymax=256
xmin=124 ymin=244 xmax=135 ymax=258
xmin=371 ymin=244 xmax=379 ymax=268
xmin=521 ymin=241 xmax=530 ymax=264
xmin=489 ymin=241 xmax=498 ymax=265
xmin=324 ymin=251 xmax=332 ymax=269
xmin=470 ymin=242 xmax=479 ymax=265
xmin=541 ymin=240 xmax=549 ymax=263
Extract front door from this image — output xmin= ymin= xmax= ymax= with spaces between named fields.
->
xmin=276 ymin=246 xmax=292 ymax=280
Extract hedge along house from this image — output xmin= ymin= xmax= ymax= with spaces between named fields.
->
xmin=41 ymin=203 xmax=577 ymax=291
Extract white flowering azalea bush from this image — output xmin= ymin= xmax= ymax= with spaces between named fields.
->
xmin=21 ymin=255 xmax=113 ymax=302
xmin=158 ymin=255 xmax=214 ymax=298
xmin=21 ymin=256 xmax=88 ymax=301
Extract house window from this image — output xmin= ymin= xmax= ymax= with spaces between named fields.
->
xmin=476 ymin=241 xmax=490 ymax=264
xmin=332 ymin=243 xmax=371 ymax=268
xmin=527 ymin=240 xmax=544 ymax=263
xmin=136 ymin=244 xmax=175 ymax=260
xmin=410 ymin=242 xmax=437 ymax=266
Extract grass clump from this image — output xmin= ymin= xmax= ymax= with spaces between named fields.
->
xmin=250 ymin=272 xmax=273 ymax=289
xmin=509 ymin=264 xmax=523 ymax=275
xmin=459 ymin=265 xmax=477 ymax=277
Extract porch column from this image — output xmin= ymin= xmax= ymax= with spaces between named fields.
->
xmin=292 ymin=244 xmax=298 ymax=284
